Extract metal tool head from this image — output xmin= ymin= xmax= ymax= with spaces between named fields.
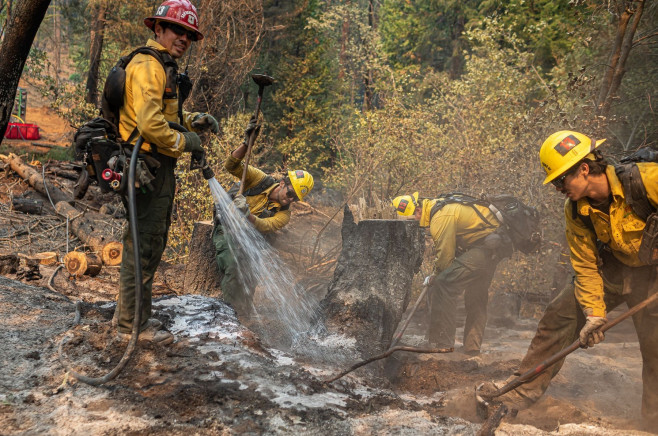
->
xmin=252 ymin=73 xmax=275 ymax=88
xmin=475 ymin=383 xmax=493 ymax=419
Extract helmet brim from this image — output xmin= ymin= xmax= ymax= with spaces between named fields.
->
xmin=144 ymin=17 xmax=204 ymax=40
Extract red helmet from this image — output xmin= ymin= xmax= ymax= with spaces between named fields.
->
xmin=144 ymin=0 xmax=203 ymax=41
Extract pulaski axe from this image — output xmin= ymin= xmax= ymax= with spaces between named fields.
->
xmin=238 ymin=73 xmax=275 ymax=196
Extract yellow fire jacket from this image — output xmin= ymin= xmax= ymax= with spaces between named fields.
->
xmin=565 ymin=163 xmax=658 ymax=317
xmin=119 ymin=39 xmax=200 ymax=158
xmin=419 ymin=199 xmax=500 ymax=273
xmin=224 ymin=155 xmax=291 ymax=233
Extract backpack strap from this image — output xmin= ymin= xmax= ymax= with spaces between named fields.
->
xmin=428 ymin=194 xmax=496 ymax=235
xmin=615 ymin=163 xmax=654 ymax=221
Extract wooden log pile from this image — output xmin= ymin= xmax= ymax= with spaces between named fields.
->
xmin=1 ymin=153 xmax=124 ymax=278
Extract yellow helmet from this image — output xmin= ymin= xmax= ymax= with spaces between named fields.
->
xmin=288 ymin=170 xmax=314 ymax=201
xmin=539 ymin=130 xmax=606 ymax=185
xmin=391 ymin=192 xmax=419 ymax=216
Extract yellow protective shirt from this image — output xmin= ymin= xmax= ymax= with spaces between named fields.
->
xmin=419 ymin=199 xmax=500 ymax=273
xmin=224 ymin=155 xmax=291 ymax=233
xmin=119 ymin=39 xmax=199 ymax=158
xmin=565 ymin=163 xmax=658 ymax=317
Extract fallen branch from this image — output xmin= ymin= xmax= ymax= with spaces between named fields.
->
xmin=1 ymin=153 xmax=70 ymax=204
xmin=323 ymin=346 xmax=454 ymax=383
xmin=477 ymin=404 xmax=508 ymax=436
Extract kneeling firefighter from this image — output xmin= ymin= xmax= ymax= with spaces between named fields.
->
xmin=114 ymin=0 xmax=220 ymax=345
xmin=213 ymin=119 xmax=314 ymax=316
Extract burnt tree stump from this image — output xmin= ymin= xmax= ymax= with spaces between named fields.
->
xmin=317 ymin=206 xmax=425 ymax=360
xmin=183 ymin=221 xmax=222 ymax=296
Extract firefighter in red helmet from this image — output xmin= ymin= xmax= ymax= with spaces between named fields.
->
xmin=114 ymin=0 xmax=219 ymax=345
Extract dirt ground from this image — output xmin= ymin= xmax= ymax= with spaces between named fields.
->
xmin=0 ymin=93 xmax=656 ymax=435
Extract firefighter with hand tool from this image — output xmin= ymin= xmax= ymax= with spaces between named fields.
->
xmin=114 ymin=0 xmax=219 ymax=345
xmin=391 ymin=192 xmax=514 ymax=356
xmin=212 ymin=117 xmax=314 ymax=316
xmin=489 ymin=131 xmax=658 ymax=431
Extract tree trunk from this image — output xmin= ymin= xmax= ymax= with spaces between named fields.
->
xmin=596 ymin=0 xmax=645 ymax=115
xmin=54 ymin=201 xmax=123 ymax=265
xmin=85 ymin=1 xmax=107 ymax=106
xmin=316 ymin=206 xmax=425 ymax=362
xmin=183 ymin=221 xmax=223 ymax=296
xmin=1 ymin=153 xmax=70 ymax=204
xmin=0 ymin=0 xmax=52 ymax=145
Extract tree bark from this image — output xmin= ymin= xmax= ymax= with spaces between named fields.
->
xmin=316 ymin=206 xmax=425 ymax=361
xmin=85 ymin=1 xmax=107 ymax=106
xmin=183 ymin=221 xmax=223 ymax=296
xmin=596 ymin=0 xmax=645 ymax=115
xmin=54 ymin=201 xmax=122 ymax=265
xmin=0 ymin=0 xmax=52 ymax=145
xmin=11 ymin=198 xmax=43 ymax=214
xmin=1 ymin=153 xmax=70 ymax=205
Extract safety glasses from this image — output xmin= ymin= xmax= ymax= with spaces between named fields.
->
xmin=161 ymin=22 xmax=198 ymax=41
xmin=551 ymin=165 xmax=579 ymax=189
xmin=286 ymin=184 xmax=299 ymax=202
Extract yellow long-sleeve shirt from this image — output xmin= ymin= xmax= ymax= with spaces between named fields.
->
xmin=224 ymin=155 xmax=291 ymax=233
xmin=565 ymin=163 xmax=658 ymax=317
xmin=119 ymin=39 xmax=199 ymax=157
xmin=419 ymin=199 xmax=500 ymax=273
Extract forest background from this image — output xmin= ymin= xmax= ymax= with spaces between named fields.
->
xmin=0 ymin=0 xmax=656 ymax=303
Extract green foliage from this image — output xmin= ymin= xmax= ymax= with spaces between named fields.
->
xmin=379 ymin=0 xmax=481 ymax=74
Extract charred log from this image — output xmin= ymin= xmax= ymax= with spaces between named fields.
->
xmin=11 ymin=197 xmax=43 ymax=214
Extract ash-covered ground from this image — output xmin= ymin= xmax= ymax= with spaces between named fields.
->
xmin=0 ymin=268 xmax=653 ymax=435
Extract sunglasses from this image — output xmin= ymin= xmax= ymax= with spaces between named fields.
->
xmin=161 ymin=22 xmax=198 ymax=41
xmin=285 ymin=184 xmax=299 ymax=201
xmin=551 ymin=165 xmax=579 ymax=189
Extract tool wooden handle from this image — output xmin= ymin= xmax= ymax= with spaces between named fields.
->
xmin=489 ymin=279 xmax=658 ymax=399
xmin=238 ymin=88 xmax=264 ymax=196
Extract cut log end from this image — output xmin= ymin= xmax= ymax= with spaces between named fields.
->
xmin=64 ymin=252 xmax=87 ymax=277
xmin=101 ymin=242 xmax=123 ymax=266
xmin=64 ymin=252 xmax=102 ymax=277
xmin=32 ymin=251 xmax=58 ymax=265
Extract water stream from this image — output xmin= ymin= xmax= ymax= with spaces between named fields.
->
xmin=206 ymin=177 xmax=320 ymax=350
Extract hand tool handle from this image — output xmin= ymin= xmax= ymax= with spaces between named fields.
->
xmin=238 ymin=86 xmax=264 ymax=196
xmin=389 ymin=283 xmax=430 ymax=349
xmin=487 ymin=276 xmax=658 ymax=399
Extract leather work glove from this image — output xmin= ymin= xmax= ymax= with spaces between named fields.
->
xmin=579 ymin=316 xmax=607 ymax=348
xmin=191 ymin=113 xmax=219 ymax=134
xmin=232 ymin=194 xmax=250 ymax=218
xmin=243 ymin=116 xmax=261 ymax=145
xmin=182 ymin=131 xmax=204 ymax=153
xmin=423 ymin=275 xmax=434 ymax=287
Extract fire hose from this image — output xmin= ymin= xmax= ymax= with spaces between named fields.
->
xmin=58 ymin=122 xmax=213 ymax=386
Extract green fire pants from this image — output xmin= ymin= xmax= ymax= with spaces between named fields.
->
xmin=513 ymin=263 xmax=658 ymax=430
xmin=429 ymin=246 xmax=501 ymax=353
xmin=211 ymin=222 xmax=253 ymax=315
xmin=117 ymin=155 xmax=176 ymax=334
